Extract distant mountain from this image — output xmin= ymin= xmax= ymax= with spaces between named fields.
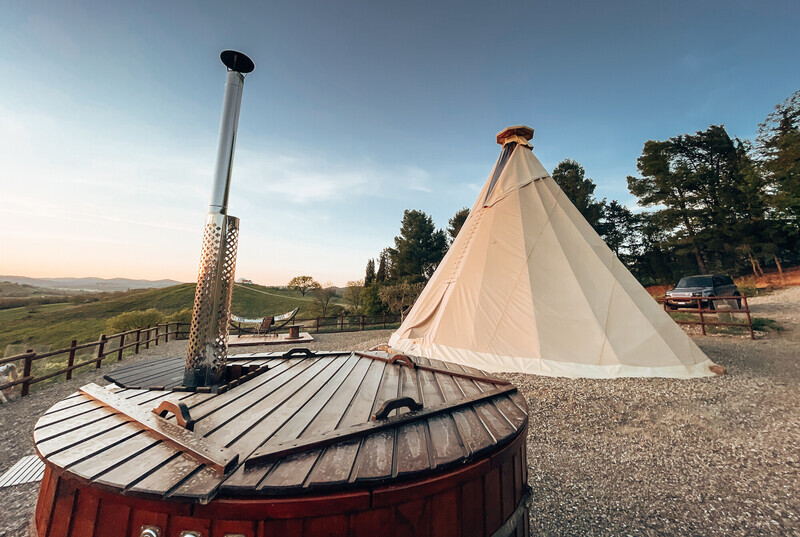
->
xmin=0 ymin=276 xmax=183 ymax=292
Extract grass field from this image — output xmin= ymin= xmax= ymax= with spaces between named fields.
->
xmin=0 ymin=283 xmax=343 ymax=357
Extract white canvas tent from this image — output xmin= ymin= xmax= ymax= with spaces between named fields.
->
xmin=389 ymin=126 xmax=719 ymax=378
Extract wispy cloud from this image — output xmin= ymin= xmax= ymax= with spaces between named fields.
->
xmin=235 ymin=148 xmax=435 ymax=203
xmin=0 ymin=105 xmax=439 ymax=283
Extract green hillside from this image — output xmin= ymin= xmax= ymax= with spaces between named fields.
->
xmin=0 ymin=281 xmax=72 ymax=298
xmin=0 ymin=283 xmax=339 ymax=357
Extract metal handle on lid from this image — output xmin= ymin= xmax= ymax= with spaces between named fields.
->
xmin=389 ymin=354 xmax=415 ymax=368
xmin=283 ymin=348 xmax=316 ymax=358
xmin=153 ymin=401 xmax=195 ymax=431
xmin=372 ymin=396 xmax=423 ymax=420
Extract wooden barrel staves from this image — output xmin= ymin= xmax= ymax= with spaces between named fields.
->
xmin=32 ymin=350 xmax=530 ymax=537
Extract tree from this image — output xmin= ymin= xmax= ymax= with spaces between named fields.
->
xmin=343 ymin=280 xmax=364 ymax=312
xmin=756 ymin=90 xmax=800 ymax=270
xmin=389 ymin=210 xmax=448 ymax=281
xmin=364 ymin=259 xmax=376 ymax=286
xmin=447 ymin=207 xmax=470 ymax=243
xmin=378 ymin=281 xmax=424 ymax=321
xmin=287 ymin=275 xmax=320 ymax=297
xmin=552 ymin=160 xmax=606 ymax=231
xmin=376 ymin=248 xmax=391 ymax=283
xmin=757 ymin=89 xmax=800 ymax=224
xmin=360 ymin=284 xmax=386 ymax=315
xmin=633 ymin=213 xmax=682 ymax=285
xmin=627 ymin=125 xmax=753 ymax=274
xmin=312 ymin=284 xmax=338 ymax=316
xmin=600 ymin=201 xmax=641 ymax=266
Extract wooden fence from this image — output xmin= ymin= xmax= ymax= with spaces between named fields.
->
xmin=658 ymin=295 xmax=754 ymax=339
xmin=0 ymin=314 xmax=401 ymax=400
xmin=0 ymin=322 xmax=189 ymax=398
xmin=231 ymin=313 xmax=402 ymax=335
xmin=0 ymin=296 xmax=758 ymax=400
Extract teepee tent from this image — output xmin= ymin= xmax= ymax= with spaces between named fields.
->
xmin=389 ymin=126 xmax=719 ymax=378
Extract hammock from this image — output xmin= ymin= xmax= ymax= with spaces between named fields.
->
xmin=231 ymin=307 xmax=300 ymax=334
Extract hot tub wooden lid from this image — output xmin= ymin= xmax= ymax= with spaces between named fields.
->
xmin=33 ymin=350 xmax=527 ymax=502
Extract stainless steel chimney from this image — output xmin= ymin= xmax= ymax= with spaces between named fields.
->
xmin=185 ymin=50 xmax=255 ymax=388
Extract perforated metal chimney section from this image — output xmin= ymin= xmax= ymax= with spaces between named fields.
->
xmin=184 ymin=51 xmax=253 ymax=388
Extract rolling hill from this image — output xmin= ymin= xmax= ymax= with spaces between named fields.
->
xmin=0 ymin=276 xmax=182 ymax=292
xmin=0 ymin=283 xmax=343 ymax=357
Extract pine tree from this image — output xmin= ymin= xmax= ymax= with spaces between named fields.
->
xmin=552 ymin=160 xmax=606 ymax=231
xmin=447 ymin=208 xmax=469 ymax=243
xmin=389 ymin=210 xmax=448 ymax=281
xmin=364 ymin=259 xmax=376 ymax=286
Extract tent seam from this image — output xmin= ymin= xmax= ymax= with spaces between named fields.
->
xmin=482 ymin=176 xmax=558 ymax=356
xmin=541 ymin=179 xmax=617 ymax=366
xmin=598 ymin=281 xmax=617 ymax=365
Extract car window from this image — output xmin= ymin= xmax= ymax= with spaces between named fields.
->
xmin=713 ymin=277 xmax=723 ymax=286
xmin=677 ymin=276 xmax=713 ymax=287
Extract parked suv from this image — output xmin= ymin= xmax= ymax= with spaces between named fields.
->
xmin=664 ymin=274 xmax=741 ymax=310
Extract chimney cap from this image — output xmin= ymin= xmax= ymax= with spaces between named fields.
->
xmin=220 ymin=50 xmax=255 ymax=74
xmin=497 ymin=125 xmax=534 ymax=146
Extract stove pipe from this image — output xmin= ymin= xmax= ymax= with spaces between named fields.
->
xmin=184 ymin=51 xmax=255 ymax=388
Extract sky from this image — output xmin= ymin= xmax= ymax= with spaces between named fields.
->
xmin=1 ymin=0 xmax=798 ymax=286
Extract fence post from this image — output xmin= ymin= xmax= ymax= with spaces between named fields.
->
xmin=744 ymin=297 xmax=754 ymax=340
xmin=135 ymin=329 xmax=142 ymax=354
xmin=383 ymin=313 xmax=386 ymax=328
xmin=66 ymin=340 xmax=77 ymax=380
xmin=361 ymin=315 xmax=365 ymax=331
xmin=155 ymin=325 xmax=160 ymax=346
xmin=145 ymin=326 xmax=151 ymax=349
xmin=21 ymin=349 xmax=34 ymax=397
xmin=96 ymin=335 xmax=107 ymax=369
xmin=117 ymin=333 xmax=125 ymax=362
xmin=697 ymin=299 xmax=706 ymax=336
xmin=316 ymin=317 xmax=320 ymax=334
xmin=339 ymin=313 xmax=344 ymax=332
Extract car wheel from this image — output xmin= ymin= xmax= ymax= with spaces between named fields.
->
xmin=668 ymin=305 xmax=678 ymax=311
xmin=707 ymin=298 xmax=716 ymax=311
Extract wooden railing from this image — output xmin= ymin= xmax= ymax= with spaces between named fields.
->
xmin=231 ymin=313 xmax=402 ymax=335
xmin=0 ymin=314 xmax=401 ymax=400
xmin=658 ymin=296 xmax=754 ymax=339
xmin=0 ymin=322 xmax=189 ymax=398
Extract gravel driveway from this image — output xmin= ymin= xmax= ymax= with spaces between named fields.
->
xmin=1 ymin=289 xmax=798 ymax=536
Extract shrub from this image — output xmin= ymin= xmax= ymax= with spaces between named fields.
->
xmin=165 ymin=308 xmax=193 ymax=324
xmin=106 ymin=309 xmax=166 ymax=333
xmin=752 ymin=317 xmax=783 ymax=331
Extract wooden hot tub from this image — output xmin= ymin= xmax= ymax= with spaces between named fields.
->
xmin=32 ymin=349 xmax=530 ymax=537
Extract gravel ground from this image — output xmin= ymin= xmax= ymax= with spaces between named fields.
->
xmin=1 ymin=289 xmax=798 ymax=536
xmin=508 ymin=288 xmax=800 ymax=536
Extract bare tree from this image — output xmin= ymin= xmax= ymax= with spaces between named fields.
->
xmin=378 ymin=281 xmax=424 ymax=321
xmin=287 ymin=275 xmax=321 ymax=297
xmin=313 ymin=283 xmax=338 ymax=316
xmin=343 ymin=279 xmax=364 ymax=313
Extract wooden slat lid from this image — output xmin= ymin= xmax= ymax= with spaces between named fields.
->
xmin=33 ymin=350 xmax=528 ymax=502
